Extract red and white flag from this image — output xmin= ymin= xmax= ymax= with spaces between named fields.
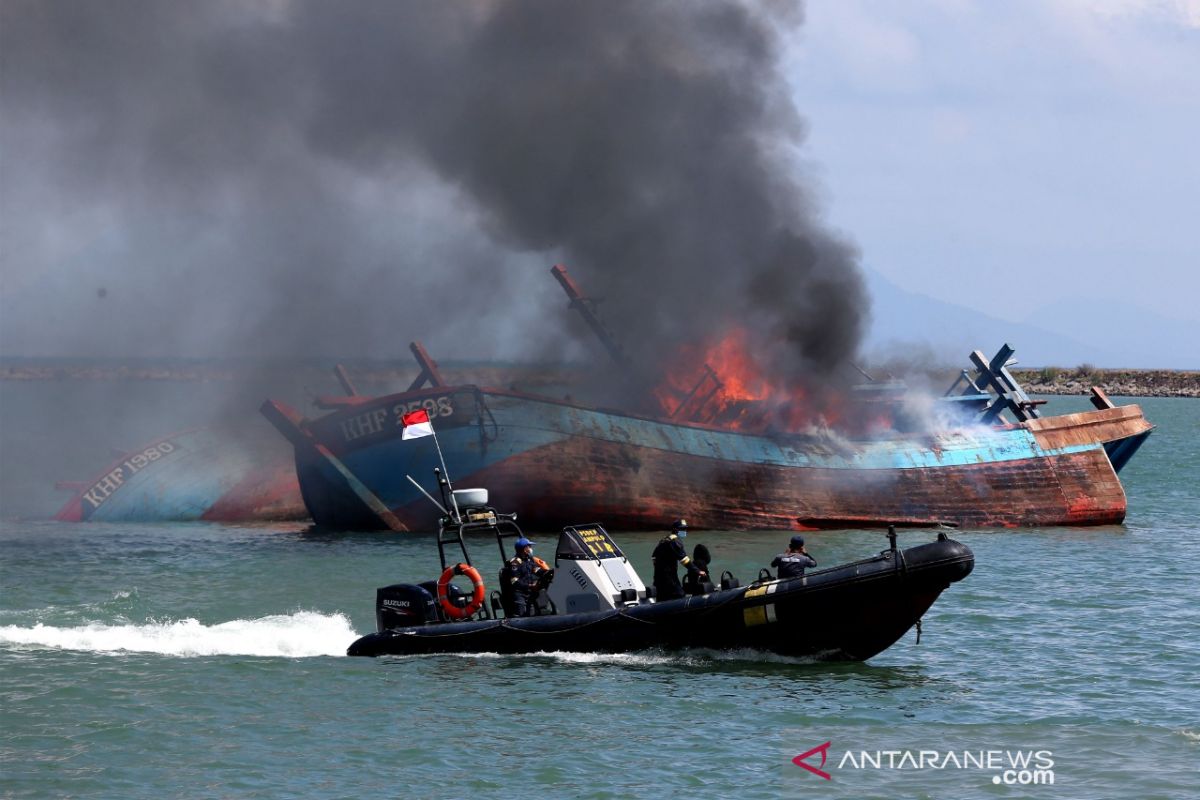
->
xmin=400 ymin=408 xmax=435 ymax=440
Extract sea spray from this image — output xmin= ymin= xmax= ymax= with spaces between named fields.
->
xmin=0 ymin=611 xmax=358 ymax=658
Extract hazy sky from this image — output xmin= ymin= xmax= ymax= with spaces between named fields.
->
xmin=790 ymin=0 xmax=1199 ymax=364
xmin=1 ymin=0 xmax=866 ymax=378
xmin=2 ymin=1 xmax=1196 ymax=366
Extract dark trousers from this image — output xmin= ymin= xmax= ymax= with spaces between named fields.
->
xmin=654 ymin=576 xmax=684 ymax=601
xmin=512 ymin=590 xmax=538 ymax=617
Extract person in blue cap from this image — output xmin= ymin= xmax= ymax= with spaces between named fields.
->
xmin=652 ymin=519 xmax=703 ymax=601
xmin=771 ymin=535 xmax=817 ymax=579
xmin=503 ymin=536 xmax=553 ymax=617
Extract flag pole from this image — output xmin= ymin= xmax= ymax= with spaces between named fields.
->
xmin=402 ymin=409 xmax=459 ymax=522
xmin=430 ymin=429 xmax=460 ymax=521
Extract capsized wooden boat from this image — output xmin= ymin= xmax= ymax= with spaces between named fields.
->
xmin=53 ymin=427 xmax=305 ymax=523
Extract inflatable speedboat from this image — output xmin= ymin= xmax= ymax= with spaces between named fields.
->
xmin=346 ymin=485 xmax=974 ymax=660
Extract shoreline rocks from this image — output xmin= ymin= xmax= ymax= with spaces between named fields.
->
xmin=1010 ymin=368 xmax=1200 ymax=398
xmin=3 ymin=362 xmax=1197 ymax=398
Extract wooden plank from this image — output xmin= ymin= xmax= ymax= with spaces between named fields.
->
xmin=259 ymin=399 xmax=408 ymax=532
xmin=944 ymin=368 xmax=987 ymax=397
xmin=551 ymin=264 xmax=633 ymax=369
xmin=670 ymin=364 xmax=721 ymax=420
xmin=333 ymin=364 xmax=359 ymax=397
xmin=969 ymin=350 xmax=1011 ymax=423
xmin=1091 ymin=386 xmax=1116 ymax=410
xmin=970 ymin=345 xmax=1036 ymax=423
xmin=988 ymin=345 xmax=1039 ymax=419
xmin=407 ymin=340 xmax=447 ymax=391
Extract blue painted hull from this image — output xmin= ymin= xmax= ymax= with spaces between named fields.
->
xmin=55 ymin=428 xmax=305 ymax=523
xmin=286 ymin=386 xmax=1142 ymax=531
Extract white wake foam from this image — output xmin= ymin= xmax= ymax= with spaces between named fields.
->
xmin=0 ymin=611 xmax=359 ymax=658
xmin=432 ymin=647 xmax=823 ymax=667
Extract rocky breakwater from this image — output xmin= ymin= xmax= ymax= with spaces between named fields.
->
xmin=1012 ymin=367 xmax=1200 ymax=398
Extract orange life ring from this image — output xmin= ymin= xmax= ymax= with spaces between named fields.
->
xmin=437 ymin=563 xmax=486 ymax=620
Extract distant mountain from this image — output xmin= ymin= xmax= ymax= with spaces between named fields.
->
xmin=1014 ymin=298 xmax=1197 ymax=370
xmin=854 ymin=268 xmax=1152 ymax=369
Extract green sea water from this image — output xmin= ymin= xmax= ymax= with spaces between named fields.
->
xmin=1 ymin=395 xmax=1197 ymax=799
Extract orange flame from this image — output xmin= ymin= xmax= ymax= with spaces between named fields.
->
xmin=654 ymin=327 xmax=891 ymax=434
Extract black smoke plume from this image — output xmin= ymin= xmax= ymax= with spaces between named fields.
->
xmin=1 ymin=0 xmax=865 ymax=381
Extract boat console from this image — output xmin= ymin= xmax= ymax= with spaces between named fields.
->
xmin=369 ymin=465 xmax=666 ymax=631
xmin=548 ymin=524 xmax=650 ymax=612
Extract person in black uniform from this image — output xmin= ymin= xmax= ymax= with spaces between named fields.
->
xmin=652 ymin=519 xmax=704 ymax=601
xmin=681 ymin=542 xmax=712 ymax=596
xmin=503 ymin=536 xmax=553 ymax=617
xmin=771 ymin=535 xmax=817 ymax=579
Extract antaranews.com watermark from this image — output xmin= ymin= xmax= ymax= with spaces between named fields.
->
xmin=793 ymin=741 xmax=1055 ymax=787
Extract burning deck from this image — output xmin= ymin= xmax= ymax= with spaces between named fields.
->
xmin=260 ymin=267 xmax=1153 ymax=532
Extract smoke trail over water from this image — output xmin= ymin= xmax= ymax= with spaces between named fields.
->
xmin=2 ymin=0 xmax=865 ymax=375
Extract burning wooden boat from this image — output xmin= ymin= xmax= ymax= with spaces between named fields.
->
xmin=263 ymin=383 xmax=1149 ymax=532
xmin=262 ymin=267 xmax=1153 ymax=532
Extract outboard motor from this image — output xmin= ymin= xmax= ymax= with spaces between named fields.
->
xmin=376 ymin=584 xmax=437 ymax=632
xmin=547 ymin=524 xmax=649 ymax=613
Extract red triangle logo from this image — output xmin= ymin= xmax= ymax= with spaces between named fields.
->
xmin=792 ymin=741 xmax=832 ymax=780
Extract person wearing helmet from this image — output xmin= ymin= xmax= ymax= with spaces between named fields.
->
xmin=771 ymin=535 xmax=817 ymax=579
xmin=503 ymin=536 xmax=554 ymax=617
xmin=652 ymin=519 xmax=704 ymax=601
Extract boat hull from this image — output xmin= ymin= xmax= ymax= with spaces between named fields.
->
xmin=277 ymin=386 xmax=1147 ymax=531
xmin=347 ymin=537 xmax=974 ymax=659
xmin=1021 ymin=404 xmax=1154 ymax=474
xmin=54 ymin=428 xmax=306 ymax=523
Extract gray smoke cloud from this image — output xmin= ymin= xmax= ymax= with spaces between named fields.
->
xmin=1 ymin=0 xmax=866 ymax=380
